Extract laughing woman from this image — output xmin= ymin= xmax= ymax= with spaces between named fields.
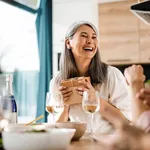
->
xmin=49 ymin=21 xmax=131 ymax=133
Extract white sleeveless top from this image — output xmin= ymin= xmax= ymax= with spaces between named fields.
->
xmin=48 ymin=66 xmax=131 ymax=134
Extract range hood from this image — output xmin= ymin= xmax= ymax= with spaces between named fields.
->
xmin=130 ymin=0 xmax=150 ymax=25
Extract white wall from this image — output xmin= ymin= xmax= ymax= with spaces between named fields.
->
xmin=52 ymin=0 xmax=99 ymax=75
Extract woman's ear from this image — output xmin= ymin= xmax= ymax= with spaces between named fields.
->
xmin=65 ymin=39 xmax=71 ymax=49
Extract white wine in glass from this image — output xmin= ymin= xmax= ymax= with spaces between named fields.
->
xmin=45 ymin=92 xmax=64 ymax=124
xmin=46 ymin=105 xmax=64 ymax=114
xmin=84 ymin=104 xmax=99 ymax=114
xmin=82 ymin=91 xmax=100 ymax=134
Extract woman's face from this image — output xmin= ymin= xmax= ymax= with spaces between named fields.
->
xmin=67 ymin=25 xmax=98 ymax=60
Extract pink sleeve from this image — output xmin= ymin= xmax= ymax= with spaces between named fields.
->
xmin=136 ymin=111 xmax=150 ymax=132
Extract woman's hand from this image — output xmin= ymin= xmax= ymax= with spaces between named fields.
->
xmin=58 ymin=86 xmax=73 ymax=102
xmin=75 ymin=78 xmax=95 ymax=96
xmin=124 ymin=65 xmax=145 ymax=86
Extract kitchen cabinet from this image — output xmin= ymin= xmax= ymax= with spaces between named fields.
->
xmin=99 ymin=0 xmax=140 ymax=65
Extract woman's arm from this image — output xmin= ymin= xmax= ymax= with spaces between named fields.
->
xmin=49 ymin=76 xmax=72 ymax=123
xmin=56 ymin=105 xmax=70 ymax=122
xmin=100 ymin=98 xmax=129 ymax=127
xmin=105 ymin=66 xmax=132 ymax=126
xmin=76 ymin=69 xmax=131 ymax=126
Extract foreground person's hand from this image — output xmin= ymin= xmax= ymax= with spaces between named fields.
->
xmin=108 ymin=123 xmax=145 ymax=150
xmin=137 ymin=88 xmax=150 ymax=107
xmin=124 ymin=65 xmax=145 ymax=86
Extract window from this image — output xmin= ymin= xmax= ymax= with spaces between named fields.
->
xmin=0 ymin=1 xmax=39 ymax=122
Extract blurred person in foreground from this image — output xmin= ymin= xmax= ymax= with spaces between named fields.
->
xmin=106 ymin=65 xmax=150 ymax=150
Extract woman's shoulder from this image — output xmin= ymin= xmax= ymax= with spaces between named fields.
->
xmin=107 ymin=66 xmax=123 ymax=77
xmin=49 ymin=72 xmax=61 ymax=99
xmin=49 ymin=72 xmax=60 ymax=90
xmin=107 ymin=65 xmax=125 ymax=82
xmin=107 ymin=65 xmax=121 ymax=73
xmin=51 ymin=72 xmax=60 ymax=81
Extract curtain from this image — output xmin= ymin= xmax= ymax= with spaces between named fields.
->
xmin=36 ymin=0 xmax=53 ymax=122
xmin=13 ymin=71 xmax=39 ymax=117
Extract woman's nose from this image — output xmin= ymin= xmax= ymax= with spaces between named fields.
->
xmin=86 ymin=37 xmax=93 ymax=44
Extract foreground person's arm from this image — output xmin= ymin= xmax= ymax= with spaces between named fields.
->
xmin=137 ymin=88 xmax=150 ymax=107
xmin=124 ymin=65 xmax=150 ymax=123
xmin=141 ymin=134 xmax=150 ymax=150
xmin=129 ymin=81 xmax=149 ymax=123
xmin=108 ymin=123 xmax=146 ymax=150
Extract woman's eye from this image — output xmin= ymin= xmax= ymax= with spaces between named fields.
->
xmin=92 ymin=36 xmax=97 ymax=39
xmin=81 ymin=34 xmax=87 ymax=38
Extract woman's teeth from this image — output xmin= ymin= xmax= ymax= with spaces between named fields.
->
xmin=83 ymin=47 xmax=93 ymax=51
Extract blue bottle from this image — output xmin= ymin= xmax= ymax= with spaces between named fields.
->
xmin=6 ymin=75 xmax=17 ymax=123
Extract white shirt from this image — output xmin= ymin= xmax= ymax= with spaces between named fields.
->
xmin=48 ymin=66 xmax=131 ymax=134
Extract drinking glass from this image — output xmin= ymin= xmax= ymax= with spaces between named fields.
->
xmin=82 ymin=90 xmax=100 ymax=135
xmin=45 ymin=92 xmax=64 ymax=124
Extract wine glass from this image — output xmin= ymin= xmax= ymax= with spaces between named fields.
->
xmin=45 ymin=92 xmax=64 ymax=124
xmin=82 ymin=90 xmax=100 ymax=135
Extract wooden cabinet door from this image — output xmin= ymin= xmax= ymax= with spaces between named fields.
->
xmin=139 ymin=20 xmax=150 ymax=63
xmin=99 ymin=0 xmax=139 ymax=65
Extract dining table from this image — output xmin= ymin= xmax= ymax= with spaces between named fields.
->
xmin=0 ymin=138 xmax=109 ymax=150
xmin=67 ymin=135 xmax=109 ymax=150
xmin=0 ymin=133 xmax=112 ymax=150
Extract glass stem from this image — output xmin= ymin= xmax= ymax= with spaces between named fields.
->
xmin=89 ymin=113 xmax=94 ymax=134
xmin=52 ymin=113 xmax=55 ymax=124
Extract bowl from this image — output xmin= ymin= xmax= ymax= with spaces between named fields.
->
xmin=2 ymin=125 xmax=75 ymax=150
xmin=54 ymin=122 xmax=86 ymax=141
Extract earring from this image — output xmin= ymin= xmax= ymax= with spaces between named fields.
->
xmin=67 ymin=46 xmax=71 ymax=50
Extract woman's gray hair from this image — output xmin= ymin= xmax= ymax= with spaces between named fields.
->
xmin=56 ymin=21 xmax=108 ymax=86
xmin=65 ymin=21 xmax=98 ymax=39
